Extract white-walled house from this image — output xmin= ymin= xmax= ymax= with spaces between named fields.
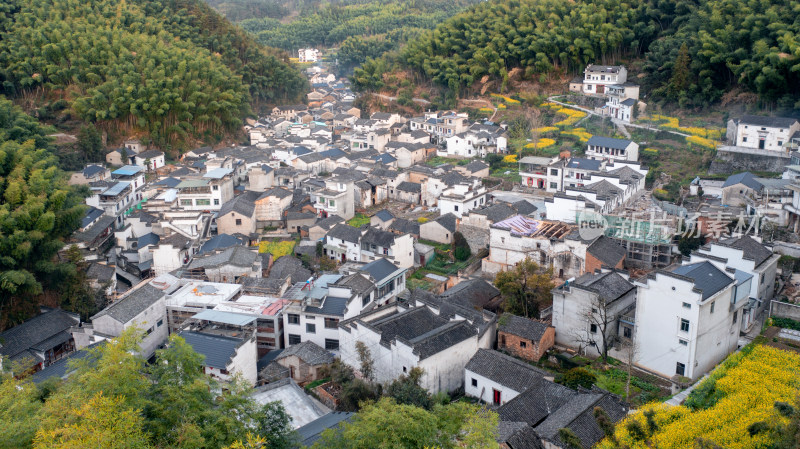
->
xmin=581 ymin=65 xmax=628 ymax=95
xmin=179 ymin=331 xmax=258 ymax=386
xmin=465 ymin=349 xmax=548 ymax=406
xmin=586 ymin=136 xmax=639 ymax=162
xmin=729 ymin=115 xmax=800 ymax=153
xmin=338 ymin=293 xmax=495 ymax=394
xmin=438 ymin=181 xmax=487 ymax=218
xmin=633 ymin=261 xmax=750 ymax=380
xmin=176 ymin=168 xmax=235 ymax=211
xmin=551 ymin=270 xmax=636 ymax=358
xmin=690 ymin=235 xmax=779 ymax=332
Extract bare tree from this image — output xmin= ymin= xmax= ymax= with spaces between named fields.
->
xmin=622 ymin=337 xmax=640 ymax=401
xmin=355 ymin=341 xmax=375 ymax=382
xmin=572 ymin=295 xmax=625 ymax=361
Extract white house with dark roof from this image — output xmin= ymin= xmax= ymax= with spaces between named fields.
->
xmin=75 ymin=279 xmax=171 ymax=358
xmin=690 ymin=235 xmax=779 ymax=332
xmin=581 ymin=64 xmax=628 ymax=94
xmin=633 ymin=261 xmax=749 ymax=380
xmin=420 ymin=212 xmax=459 ymax=244
xmin=179 ymin=330 xmax=258 ymax=385
xmin=551 ymin=270 xmax=636 ymax=358
xmin=585 ymin=136 xmax=639 ymax=162
xmin=465 ymin=349 xmax=548 ymax=406
xmin=183 ymin=246 xmax=262 ymax=282
xmin=728 ymin=115 xmax=800 ymax=152
xmin=338 ymin=290 xmax=495 ymax=394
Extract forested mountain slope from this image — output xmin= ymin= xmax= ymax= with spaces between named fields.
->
xmin=237 ymin=0 xmax=481 ymax=71
xmin=0 ymin=0 xmax=307 ymax=149
xmin=354 ymin=0 xmax=800 ymax=108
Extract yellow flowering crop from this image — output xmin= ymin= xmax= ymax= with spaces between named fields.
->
xmin=643 ymin=148 xmax=659 ymax=154
xmin=561 ymin=128 xmax=592 ymax=143
xmin=490 ymin=93 xmax=520 ymax=104
xmin=687 ymin=135 xmax=718 ymax=149
xmin=534 ymin=126 xmax=558 ymax=133
xmin=523 ymin=138 xmax=556 ymax=149
xmin=554 ymin=108 xmax=586 ymax=127
xmin=478 ymin=107 xmax=493 ymax=113
xmin=498 ymin=104 xmax=507 ymax=109
xmin=502 ymin=154 xmax=518 ymax=163
xmin=540 ymin=102 xmax=561 ymax=110
xmin=598 ymin=345 xmax=800 ymax=449
xmin=648 ymin=114 xmax=724 ymax=139
xmin=258 ymin=240 xmax=296 ymax=258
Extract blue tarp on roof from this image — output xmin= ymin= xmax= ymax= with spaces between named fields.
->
xmin=192 ymin=309 xmax=256 ymax=326
xmin=102 ymin=181 xmax=130 ymax=196
xmin=112 ymin=165 xmax=142 ymax=176
xmin=204 ymin=167 xmax=234 ymax=179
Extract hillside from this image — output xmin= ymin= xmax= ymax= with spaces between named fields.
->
xmin=0 ymin=0 xmax=307 ymax=150
xmin=237 ymin=0 xmax=482 ymax=72
xmin=354 ymin=0 xmax=800 ymax=108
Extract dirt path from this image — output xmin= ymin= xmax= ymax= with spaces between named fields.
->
xmin=375 ymin=93 xmax=431 ymax=106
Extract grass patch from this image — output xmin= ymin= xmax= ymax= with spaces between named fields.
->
xmin=347 ymin=213 xmax=370 ymax=227
xmin=418 ymin=239 xmax=452 ymax=252
xmin=305 ymin=377 xmax=330 ymax=391
xmin=426 ymin=156 xmax=462 ymax=167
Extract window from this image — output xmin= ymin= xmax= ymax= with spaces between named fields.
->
xmin=214 ymin=199 xmax=220 ymax=205
xmin=743 ymin=137 xmax=748 ymax=142
xmin=471 ymin=378 xmax=478 ymax=387
xmin=680 ymin=319 xmax=690 ymax=332
xmin=288 ymin=334 xmax=301 ymax=345
xmin=324 ymin=317 xmax=339 ymax=329
xmin=679 ymin=339 xmax=688 ymax=346
xmin=732 ymin=310 xmax=738 ymax=324
xmin=325 ymin=339 xmax=339 ymax=350
xmin=403 ymin=366 xmax=407 ymax=373
xmin=306 ymin=323 xmax=316 ymax=333
xmin=550 ymin=182 xmax=558 ymax=189
xmin=196 ymin=198 xmax=211 ymax=206
xmin=682 ymin=302 xmax=691 ymax=309
xmin=383 ymin=247 xmax=388 ymax=255
xmin=710 ymin=301 xmax=715 ymax=313
xmin=590 ymin=324 xmax=598 ymax=333
xmin=500 ymin=335 xmax=506 ymax=347
xmin=235 ymin=219 xmax=242 ymax=226
xmin=180 ymin=199 xmax=193 ymax=206
xmin=550 ymin=169 xmax=559 ymax=175
xmin=760 ymin=275 xmax=764 ymax=285
xmin=454 ymin=205 xmax=459 ymax=211
xmin=520 ymin=341 xmax=527 ymax=349
xmin=362 ymin=294 xmax=371 ymax=307
xmin=329 ymin=200 xmax=335 ymax=207
xmin=676 ymin=362 xmax=686 ymax=376
xmin=778 ymin=141 xmax=783 ymax=146
xmin=493 ymin=389 xmax=502 ymax=405
xmin=623 ymin=327 xmax=632 ymax=338
xmin=157 ymin=319 xmax=163 ymax=327
xmin=212 ymin=185 xmax=219 ymax=190
xmin=288 ymin=314 xmax=300 ymax=325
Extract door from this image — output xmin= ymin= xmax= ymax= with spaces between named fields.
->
xmin=493 ymin=389 xmax=502 ymax=405
xmin=759 ymin=138 xmax=766 ymax=150
xmin=341 ymin=254 xmax=346 ymax=263
xmin=537 ymin=178 xmax=544 ymax=189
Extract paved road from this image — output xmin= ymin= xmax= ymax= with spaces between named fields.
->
xmin=546 ymin=96 xmax=691 ymax=139
xmin=375 ymin=93 xmax=431 ymax=106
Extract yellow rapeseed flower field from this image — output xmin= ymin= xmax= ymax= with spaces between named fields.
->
xmin=502 ymin=154 xmax=518 ymax=163
xmin=523 ymin=138 xmax=556 ymax=149
xmin=554 ymin=108 xmax=586 ymax=127
xmin=258 ymin=240 xmax=296 ymax=258
xmin=598 ymin=345 xmax=800 ymax=449
xmin=687 ymin=135 xmax=718 ymax=149
xmin=534 ymin=126 xmax=558 ymax=133
xmin=561 ymin=128 xmax=592 ymax=143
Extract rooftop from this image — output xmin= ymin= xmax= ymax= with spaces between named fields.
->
xmin=178 ymin=331 xmax=244 ymax=369
xmin=466 ymin=349 xmax=547 ymax=393
xmin=668 ymin=261 xmax=733 ymax=300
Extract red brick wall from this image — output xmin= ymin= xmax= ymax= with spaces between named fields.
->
xmin=586 ymin=252 xmax=624 ymax=274
xmin=498 ymin=327 xmax=555 ymax=361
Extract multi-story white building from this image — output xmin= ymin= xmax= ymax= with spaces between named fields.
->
xmin=689 ymin=235 xmax=779 ymax=333
xmin=298 ymin=48 xmax=320 ymax=63
xmin=633 ymin=261 xmax=750 ymax=380
xmin=314 ymin=177 xmax=355 ymax=220
xmin=176 ymin=168 xmax=235 ymax=211
xmin=580 ymin=65 xmax=628 ymax=95
xmin=409 ymin=111 xmax=470 ymax=143
xmin=728 ymin=115 xmax=800 ymax=153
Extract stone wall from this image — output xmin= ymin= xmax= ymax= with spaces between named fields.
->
xmin=709 ymin=147 xmax=791 ymax=175
xmin=770 ymin=301 xmax=800 ymax=321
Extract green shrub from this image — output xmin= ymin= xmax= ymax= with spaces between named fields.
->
xmin=561 ymin=368 xmax=597 ymax=389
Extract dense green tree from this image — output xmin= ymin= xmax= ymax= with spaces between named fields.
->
xmin=384 ymin=367 xmax=431 ymax=409
xmin=494 ymin=258 xmax=554 ymax=319
xmin=453 ymin=231 xmax=471 ymax=261
xmin=313 ymin=397 xmax=499 ymax=449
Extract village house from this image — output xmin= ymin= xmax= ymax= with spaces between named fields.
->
xmin=633 ymin=261 xmax=750 ymax=380
xmin=255 ymin=187 xmax=294 ymax=227
xmin=465 ymin=349 xmax=549 ymax=406
xmin=176 ymin=168 xmax=235 ymax=211
xmin=585 ymin=136 xmax=639 ymax=162
xmin=184 ymin=246 xmax=262 ymax=283
xmin=551 ymin=269 xmax=636 ymax=358
xmin=578 ymin=64 xmax=628 ymax=95
xmin=728 ymin=115 xmax=800 ymax=152
xmin=132 ymin=149 xmax=166 ymax=171
xmin=482 ymin=215 xmax=587 ymax=279
xmin=0 ymin=308 xmax=80 ymax=375
xmin=419 ymin=213 xmax=459 ymax=244
xmin=216 ymin=192 xmax=259 ymax=236
xmin=497 ymin=314 xmax=555 ymax=362
xmin=314 ymin=177 xmax=356 ymax=220
xmin=409 ymin=111 xmax=470 ymax=144
xmin=270 ymin=341 xmax=334 ymax=384
xmin=69 ymin=164 xmax=111 ymax=185
xmin=339 ymin=290 xmax=495 ymax=394
xmin=179 ymin=329 xmax=258 ymax=386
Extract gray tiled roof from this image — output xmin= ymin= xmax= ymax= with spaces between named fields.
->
xmin=305 ymin=296 xmax=348 ymax=317
xmin=534 ymin=391 xmax=628 ymax=449
xmin=187 ymin=246 xmax=259 ymax=270
xmin=466 ymin=349 xmax=547 ymax=393
xmin=411 ymin=320 xmax=477 ymax=358
xmin=179 ymin=331 xmax=243 ymax=369
xmin=388 ymin=218 xmax=419 ymax=236
xmin=360 ymin=257 xmax=401 ymax=282
xmin=199 ymin=234 xmax=244 ymax=254
xmin=277 ymin=340 xmax=334 ymax=365
xmin=73 ymin=215 xmax=116 ymax=243
xmin=472 ymin=204 xmax=517 ymax=223
xmin=219 ymin=191 xmax=258 ymax=218
xmin=498 ymin=314 xmax=552 ymax=343
xmin=572 ymin=271 xmax=634 ymax=301
xmin=587 ymin=236 xmax=626 ymax=268
xmin=336 ymin=273 xmax=375 ymax=296
xmin=433 ymin=213 xmax=458 ymax=233
xmin=439 ymin=279 xmax=500 ymax=309
xmin=396 ymin=181 xmax=422 ymax=193
xmin=670 ymin=261 xmax=733 ymax=300
xmin=716 ymin=235 xmax=773 ymax=267
xmin=296 ymin=412 xmax=354 ymax=447
xmin=723 ymin=172 xmax=762 ymax=190
xmin=739 ymin=115 xmax=798 ymax=128
xmin=498 ymin=378 xmax=577 ymax=426
xmin=92 ymin=284 xmax=164 ymax=324
xmin=374 ymin=209 xmax=394 ymax=221
xmin=361 ymin=227 xmax=397 ymax=247
xmin=86 ymin=263 xmax=116 ymax=282
xmin=497 ymin=422 xmax=545 ymax=449
xmin=0 ymin=309 xmax=79 ymax=360
xmin=327 ymin=223 xmax=362 ymax=244
xmin=269 ymin=256 xmax=312 ymax=284
xmin=587 ymin=136 xmax=632 ymax=150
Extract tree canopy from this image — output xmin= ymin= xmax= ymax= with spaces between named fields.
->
xmin=0 ymin=329 xmax=296 ymax=449
xmin=0 ymin=0 xmax=307 ymax=149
